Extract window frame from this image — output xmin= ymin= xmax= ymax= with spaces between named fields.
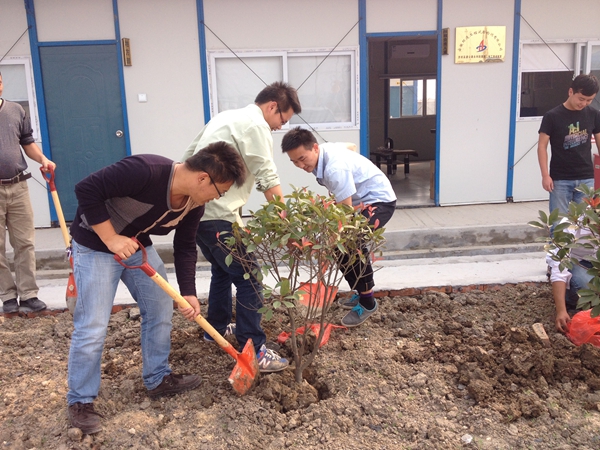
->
xmin=517 ymin=39 xmax=597 ymax=122
xmin=207 ymin=47 xmax=359 ymax=130
xmin=388 ymin=76 xmax=437 ymax=119
xmin=0 ymin=56 xmax=40 ymax=140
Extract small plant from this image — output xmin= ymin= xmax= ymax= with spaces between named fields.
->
xmin=528 ymin=183 xmax=600 ymax=317
xmin=222 ymin=187 xmax=386 ymax=382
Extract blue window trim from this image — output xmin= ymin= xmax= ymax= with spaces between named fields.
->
xmin=196 ymin=0 xmax=211 ymax=124
xmin=506 ymin=0 xmax=522 ymax=201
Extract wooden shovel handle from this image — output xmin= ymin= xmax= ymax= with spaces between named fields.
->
xmin=40 ymin=166 xmax=70 ymax=249
xmin=113 ymin=239 xmax=238 ymax=358
xmin=149 ymin=271 xmax=235 ymax=352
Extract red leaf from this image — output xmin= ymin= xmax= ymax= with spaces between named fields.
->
xmin=301 ymin=237 xmax=313 ymax=247
xmin=585 ymin=197 xmax=600 ymax=208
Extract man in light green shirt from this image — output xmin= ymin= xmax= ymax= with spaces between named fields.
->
xmin=182 ymin=82 xmax=301 ymax=372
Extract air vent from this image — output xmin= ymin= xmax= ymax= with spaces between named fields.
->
xmin=391 ymin=44 xmax=430 ymax=59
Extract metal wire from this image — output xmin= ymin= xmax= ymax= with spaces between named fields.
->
xmin=0 ymin=27 xmax=31 ymax=65
xmin=519 ymin=14 xmax=573 ymax=75
xmin=201 ymin=19 xmax=361 ymax=143
xmin=511 ymin=141 xmax=538 ymax=169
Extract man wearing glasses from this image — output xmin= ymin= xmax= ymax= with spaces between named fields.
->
xmin=181 ymin=81 xmax=301 ymax=372
xmin=66 ymin=142 xmax=246 ymax=434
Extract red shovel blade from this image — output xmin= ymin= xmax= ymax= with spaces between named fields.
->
xmin=228 ymin=339 xmax=260 ymax=394
xmin=66 ymin=272 xmax=77 ymax=313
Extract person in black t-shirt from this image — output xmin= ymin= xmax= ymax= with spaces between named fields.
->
xmin=537 ymin=74 xmax=600 ymax=218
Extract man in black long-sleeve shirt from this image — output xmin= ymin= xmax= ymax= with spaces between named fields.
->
xmin=66 ymin=142 xmax=245 ymax=434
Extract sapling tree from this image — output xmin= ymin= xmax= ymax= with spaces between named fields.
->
xmin=221 ymin=187 xmax=386 ymax=382
xmin=529 ymin=183 xmax=600 ymax=317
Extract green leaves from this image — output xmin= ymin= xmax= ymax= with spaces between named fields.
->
xmin=219 ymin=187 xmax=386 ymax=320
xmin=216 ymin=186 xmax=388 ymax=380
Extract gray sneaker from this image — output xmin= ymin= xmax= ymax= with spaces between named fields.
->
xmin=19 ymin=297 xmax=47 ymax=312
xmin=338 ymin=292 xmax=359 ymax=310
xmin=257 ymin=344 xmax=289 ymax=373
xmin=2 ymin=299 xmax=18 ymax=314
xmin=341 ymin=300 xmax=378 ymax=327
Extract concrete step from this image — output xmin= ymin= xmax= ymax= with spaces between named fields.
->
xmin=19 ymin=222 xmax=548 ymax=272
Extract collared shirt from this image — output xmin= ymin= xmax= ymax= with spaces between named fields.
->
xmin=181 ymin=104 xmax=280 ymax=225
xmin=546 ymin=222 xmax=594 ymax=285
xmin=313 ymin=142 xmax=397 ymax=206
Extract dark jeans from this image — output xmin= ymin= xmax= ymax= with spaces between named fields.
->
xmin=341 ymin=200 xmax=396 ymax=293
xmin=196 ymin=220 xmax=266 ymax=351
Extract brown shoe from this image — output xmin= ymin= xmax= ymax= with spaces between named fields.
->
xmin=68 ymin=402 xmax=103 ymax=434
xmin=148 ymin=373 xmax=202 ymax=399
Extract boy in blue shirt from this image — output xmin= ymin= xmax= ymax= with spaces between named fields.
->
xmin=281 ymin=127 xmax=397 ymax=327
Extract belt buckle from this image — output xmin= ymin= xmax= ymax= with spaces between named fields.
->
xmin=0 ymin=173 xmax=22 ymax=185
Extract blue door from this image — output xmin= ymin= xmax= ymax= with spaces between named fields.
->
xmin=40 ymin=44 xmax=127 ymax=220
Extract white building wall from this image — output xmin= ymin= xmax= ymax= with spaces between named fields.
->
xmin=512 ymin=0 xmax=600 ymax=202
xmin=203 ymin=0 xmax=359 ymax=50
xmin=118 ymin=0 xmax=204 ymax=162
xmin=438 ymin=0 xmax=514 ymax=205
xmin=521 ymin=0 xmax=600 ymax=41
xmin=34 ymin=0 xmax=115 ymax=42
xmin=366 ymin=0 xmax=437 ymax=32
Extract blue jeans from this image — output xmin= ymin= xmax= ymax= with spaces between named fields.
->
xmin=549 ymin=178 xmax=594 ymax=215
xmin=196 ymin=220 xmax=265 ymax=352
xmin=566 ymin=260 xmax=593 ymax=308
xmin=67 ymin=241 xmax=174 ymax=405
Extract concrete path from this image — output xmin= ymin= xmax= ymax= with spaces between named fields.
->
xmin=6 ymin=200 xmax=550 ymax=311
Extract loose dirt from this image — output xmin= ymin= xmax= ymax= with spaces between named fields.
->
xmin=1 ymin=283 xmax=600 ymax=449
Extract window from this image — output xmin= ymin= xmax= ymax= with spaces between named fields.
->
xmin=518 ymin=41 xmax=600 ymax=119
xmin=0 ymin=57 xmax=39 ymax=139
xmin=209 ymin=48 xmax=358 ymax=129
xmin=389 ymin=77 xmax=436 ymax=118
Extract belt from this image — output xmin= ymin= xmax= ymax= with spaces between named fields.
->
xmin=0 ymin=172 xmax=32 ymax=185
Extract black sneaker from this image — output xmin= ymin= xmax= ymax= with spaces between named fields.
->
xmin=148 ymin=373 xmax=202 ymax=399
xmin=68 ymin=402 xmax=103 ymax=434
xmin=2 ymin=299 xmax=18 ymax=313
xmin=19 ymin=297 xmax=46 ymax=312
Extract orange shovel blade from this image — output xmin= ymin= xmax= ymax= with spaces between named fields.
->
xmin=226 ymin=338 xmax=260 ymax=395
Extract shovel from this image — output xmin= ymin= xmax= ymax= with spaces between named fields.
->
xmin=40 ymin=167 xmax=77 ymax=313
xmin=114 ymin=238 xmax=259 ymax=395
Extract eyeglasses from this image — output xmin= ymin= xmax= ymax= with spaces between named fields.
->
xmin=206 ymin=172 xmax=225 ymax=198
xmin=276 ymin=103 xmax=288 ymax=126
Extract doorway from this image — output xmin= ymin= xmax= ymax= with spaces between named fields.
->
xmin=39 ymin=44 xmax=128 ymax=220
xmin=368 ymin=35 xmax=438 ymax=207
